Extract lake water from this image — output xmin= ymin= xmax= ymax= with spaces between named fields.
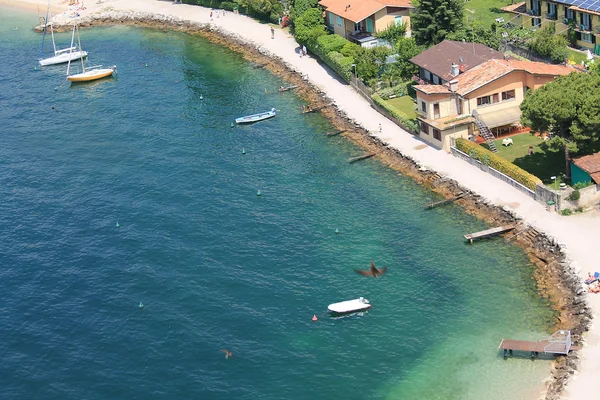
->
xmin=0 ymin=6 xmax=556 ymax=399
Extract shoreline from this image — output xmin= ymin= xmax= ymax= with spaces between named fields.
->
xmin=12 ymin=1 xmax=598 ymax=398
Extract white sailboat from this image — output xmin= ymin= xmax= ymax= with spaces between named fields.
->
xmin=38 ymin=2 xmax=88 ymax=66
xmin=66 ymin=25 xmax=116 ymax=83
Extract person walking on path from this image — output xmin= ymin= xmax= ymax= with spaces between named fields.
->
xmin=302 ymin=45 xmax=307 ymax=56
xmin=271 ymin=26 xmax=275 ymax=39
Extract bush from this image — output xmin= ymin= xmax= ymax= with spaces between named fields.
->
xmin=323 ymin=51 xmax=354 ymax=81
xmin=294 ymin=8 xmax=326 ymax=43
xmin=376 ymin=82 xmax=408 ymax=99
xmin=561 ymin=208 xmax=573 ymax=216
xmin=340 ymin=42 xmax=361 ymax=59
xmin=575 ymin=206 xmax=584 ymax=213
xmin=455 ymin=138 xmax=542 ymax=191
xmin=573 ymin=181 xmax=592 ymax=189
xmin=372 ymin=94 xmax=419 ymax=134
xmin=315 ymin=34 xmax=348 ymax=54
xmin=567 ymin=189 xmax=581 ymax=201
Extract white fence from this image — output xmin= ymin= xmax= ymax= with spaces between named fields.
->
xmin=450 ymin=147 xmax=537 ymax=199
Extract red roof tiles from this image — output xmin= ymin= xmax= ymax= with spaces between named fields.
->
xmin=318 ymin=0 xmax=413 ymax=23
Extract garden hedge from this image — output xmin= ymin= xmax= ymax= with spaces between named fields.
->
xmin=455 ymin=138 xmax=542 ymax=191
xmin=372 ymin=94 xmax=419 ymax=134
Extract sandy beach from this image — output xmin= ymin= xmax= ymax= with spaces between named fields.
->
xmin=11 ymin=0 xmax=600 ymax=398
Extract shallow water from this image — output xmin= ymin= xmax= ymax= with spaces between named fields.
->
xmin=0 ymin=7 xmax=555 ymax=399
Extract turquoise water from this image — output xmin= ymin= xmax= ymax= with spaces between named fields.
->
xmin=1 ymin=7 xmax=555 ymax=399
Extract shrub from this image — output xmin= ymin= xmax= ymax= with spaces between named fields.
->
xmin=376 ymin=83 xmax=408 ymax=99
xmin=340 ymin=42 xmax=361 ymax=59
xmin=567 ymin=189 xmax=581 ymax=201
xmin=316 ymin=34 xmax=348 ymax=54
xmin=294 ymin=8 xmax=326 ymax=44
xmin=372 ymin=94 xmax=419 ymax=134
xmin=575 ymin=206 xmax=584 ymax=213
xmin=455 ymin=138 xmax=542 ymax=191
xmin=573 ymin=181 xmax=592 ymax=189
xmin=561 ymin=208 xmax=573 ymax=216
xmin=324 ymin=51 xmax=354 ymax=81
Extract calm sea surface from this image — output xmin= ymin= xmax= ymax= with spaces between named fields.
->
xmin=1 ymin=7 xmax=556 ymax=399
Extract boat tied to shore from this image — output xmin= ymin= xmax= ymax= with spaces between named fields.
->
xmin=235 ymin=108 xmax=277 ymax=124
xmin=327 ymin=297 xmax=371 ymax=314
xmin=66 ymin=25 xmax=116 ymax=83
xmin=38 ymin=1 xmax=88 ymax=66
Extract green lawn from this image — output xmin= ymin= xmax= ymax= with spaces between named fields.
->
xmin=464 ymin=0 xmax=509 ymax=27
xmin=385 ymin=96 xmax=417 ymax=119
xmin=567 ymin=49 xmax=588 ymax=65
xmin=481 ymin=133 xmax=567 ymax=185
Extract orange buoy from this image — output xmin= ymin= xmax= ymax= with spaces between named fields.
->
xmin=312 ymin=314 xmax=318 ymax=322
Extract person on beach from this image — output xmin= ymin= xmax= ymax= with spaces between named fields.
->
xmin=271 ymin=26 xmax=275 ymax=39
xmin=585 ymin=272 xmax=598 ymax=284
xmin=588 ymin=282 xmax=600 ymax=293
xmin=210 ymin=11 xmax=213 ymax=20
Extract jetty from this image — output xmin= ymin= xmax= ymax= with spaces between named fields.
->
xmin=278 ymin=85 xmax=298 ymax=92
xmin=424 ymin=193 xmax=464 ymax=210
xmin=464 ymin=224 xmax=515 ymax=243
xmin=499 ymin=330 xmax=580 ymax=359
xmin=348 ymin=152 xmax=377 ymax=163
xmin=302 ymin=102 xmax=333 ymax=114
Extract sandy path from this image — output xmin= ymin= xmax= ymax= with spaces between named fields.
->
xmin=10 ymin=0 xmax=600 ymax=398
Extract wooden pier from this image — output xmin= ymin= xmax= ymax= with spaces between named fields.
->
xmin=499 ymin=330 xmax=580 ymax=359
xmin=464 ymin=224 xmax=515 ymax=243
xmin=348 ymin=152 xmax=377 ymax=163
xmin=302 ymin=102 xmax=333 ymax=114
xmin=424 ymin=193 xmax=464 ymax=210
xmin=327 ymin=129 xmax=346 ymax=137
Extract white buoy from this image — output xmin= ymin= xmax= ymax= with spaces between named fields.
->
xmin=139 ymin=302 xmax=144 ymax=309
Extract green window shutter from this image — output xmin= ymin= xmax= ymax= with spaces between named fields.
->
xmin=366 ymin=18 xmax=373 ymax=33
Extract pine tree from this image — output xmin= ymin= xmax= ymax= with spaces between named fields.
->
xmin=411 ymin=0 xmax=464 ymax=46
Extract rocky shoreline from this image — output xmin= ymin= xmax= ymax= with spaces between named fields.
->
xmin=39 ymin=10 xmax=591 ymax=399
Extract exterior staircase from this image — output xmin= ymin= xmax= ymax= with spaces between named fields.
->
xmin=472 ymin=110 xmax=497 ymax=153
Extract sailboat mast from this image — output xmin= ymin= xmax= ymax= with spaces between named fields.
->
xmin=39 ymin=0 xmax=51 ymax=58
xmin=66 ymin=24 xmax=76 ymax=77
xmin=50 ymin=24 xmax=57 ymax=54
xmin=76 ymin=25 xmax=85 ymax=73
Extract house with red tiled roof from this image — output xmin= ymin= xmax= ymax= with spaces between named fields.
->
xmin=318 ymin=0 xmax=414 ymax=47
xmin=409 ymin=40 xmax=504 ymax=85
xmin=413 ymin=59 xmax=577 ymax=152
xmin=572 ymin=153 xmax=600 ymax=185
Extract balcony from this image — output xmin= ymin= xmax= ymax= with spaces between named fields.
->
xmin=576 ymin=24 xmax=592 ymax=32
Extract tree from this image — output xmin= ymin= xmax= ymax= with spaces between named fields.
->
xmin=355 ymin=46 xmax=392 ymax=83
xmin=293 ymin=8 xmax=325 ymax=44
xmin=446 ymin=20 xmax=500 ymax=50
xmin=375 ymin=22 xmax=407 ymax=46
xmin=520 ymin=72 xmax=600 ymax=178
xmin=290 ymin=0 xmax=319 ymax=21
xmin=528 ymin=26 xmax=569 ymax=63
xmin=411 ymin=0 xmax=464 ymax=46
xmin=388 ymin=37 xmax=422 ymax=80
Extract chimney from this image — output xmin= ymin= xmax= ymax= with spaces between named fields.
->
xmin=451 ymin=63 xmax=460 ymax=77
xmin=449 ymin=79 xmax=458 ymax=92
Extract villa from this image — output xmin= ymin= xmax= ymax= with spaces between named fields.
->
xmin=413 ymin=59 xmax=576 ymax=152
xmin=410 ymin=40 xmax=505 ymax=85
xmin=318 ymin=0 xmax=413 ymax=47
xmin=502 ymin=0 xmax=600 ymax=52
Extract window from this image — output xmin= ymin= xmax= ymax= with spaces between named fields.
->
xmin=421 ymin=121 xmax=429 ymax=134
xmin=433 ymin=103 xmax=440 ymax=118
xmin=583 ymin=32 xmax=593 ymax=43
xmin=433 ymin=129 xmax=442 ymax=141
xmin=424 ymin=70 xmax=431 ymax=82
xmin=477 ymin=96 xmax=491 ymax=106
xmin=457 ymin=98 xmax=463 ymax=114
xmin=493 ymin=93 xmax=499 ymax=103
xmin=328 ymin=12 xmax=334 ymax=25
xmin=395 ymin=16 xmax=403 ymax=26
xmin=421 ymin=101 xmax=427 ymax=112
xmin=502 ymin=89 xmax=516 ymax=100
xmin=336 ymin=16 xmax=342 ymax=27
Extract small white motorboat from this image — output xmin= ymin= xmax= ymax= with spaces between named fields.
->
xmin=327 ymin=297 xmax=371 ymax=314
xmin=235 ymin=108 xmax=276 ymax=124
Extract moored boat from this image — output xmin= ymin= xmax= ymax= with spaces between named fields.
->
xmin=67 ymin=66 xmax=116 ymax=82
xmin=235 ymin=108 xmax=276 ymax=124
xmin=327 ymin=297 xmax=371 ymax=314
